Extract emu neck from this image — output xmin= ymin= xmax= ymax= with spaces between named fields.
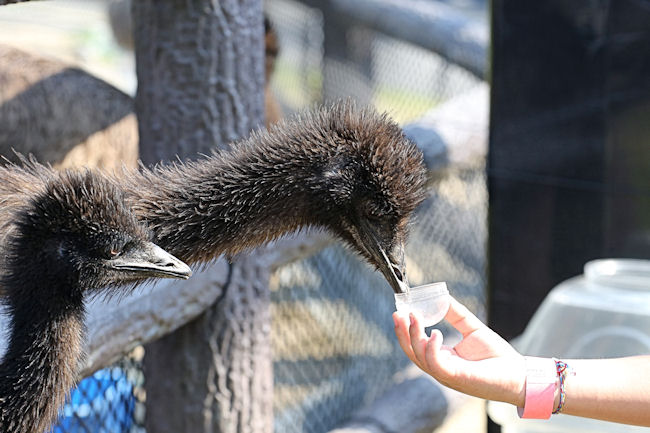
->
xmin=0 ymin=284 xmax=85 ymax=433
xmin=128 ymin=145 xmax=322 ymax=264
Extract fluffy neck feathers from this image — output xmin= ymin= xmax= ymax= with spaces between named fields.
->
xmin=0 ymin=277 xmax=85 ymax=433
xmin=123 ymin=142 xmax=321 ymax=264
xmin=119 ymin=103 xmax=424 ymax=266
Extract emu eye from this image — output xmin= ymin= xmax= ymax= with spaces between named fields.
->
xmin=104 ymin=243 xmax=125 ymax=259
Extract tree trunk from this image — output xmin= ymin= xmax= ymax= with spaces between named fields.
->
xmin=143 ymin=255 xmax=272 ymax=433
xmin=134 ymin=0 xmax=265 ymax=163
xmin=132 ymin=1 xmax=269 ymax=432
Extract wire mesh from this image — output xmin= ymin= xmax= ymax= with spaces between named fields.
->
xmin=49 ymin=348 xmax=146 ymax=433
xmin=265 ymin=0 xmax=324 ymax=111
xmin=52 ymin=1 xmax=487 ymax=432
xmin=271 ymin=167 xmax=487 ymax=433
xmin=266 ymin=0 xmax=487 ymax=431
xmin=266 ymin=0 xmax=483 ymax=123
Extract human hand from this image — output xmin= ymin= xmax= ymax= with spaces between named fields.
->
xmin=393 ymin=297 xmax=526 ymax=406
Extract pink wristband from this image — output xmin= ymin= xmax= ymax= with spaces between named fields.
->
xmin=517 ymin=356 xmax=557 ymax=419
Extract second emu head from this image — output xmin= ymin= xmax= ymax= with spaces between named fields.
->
xmin=4 ymin=170 xmax=192 ymax=302
xmin=0 ymin=169 xmax=191 ymax=433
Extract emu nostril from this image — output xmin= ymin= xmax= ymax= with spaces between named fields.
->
xmin=141 ymin=243 xmax=192 ymax=278
xmin=392 ymin=264 xmax=404 ymax=282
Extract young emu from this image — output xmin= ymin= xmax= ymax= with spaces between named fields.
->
xmin=0 ymin=169 xmax=191 ymax=433
xmin=121 ymin=102 xmax=427 ymax=293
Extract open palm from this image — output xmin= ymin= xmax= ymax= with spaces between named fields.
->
xmin=393 ymin=297 xmax=526 ymax=406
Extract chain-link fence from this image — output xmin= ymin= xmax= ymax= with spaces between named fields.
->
xmin=49 ymin=0 xmax=488 ymax=431
xmin=266 ymin=1 xmax=487 ymax=431
xmin=266 ymin=0 xmax=483 ymax=123
xmin=271 ymin=168 xmax=487 ymax=433
xmin=50 ymin=349 xmax=145 ymax=433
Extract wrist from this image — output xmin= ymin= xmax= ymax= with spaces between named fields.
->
xmin=517 ymin=357 xmax=575 ymax=419
xmin=553 ymin=381 xmax=561 ymax=413
xmin=517 ymin=357 xmax=558 ymax=419
xmin=514 ymin=355 xmax=527 ymax=407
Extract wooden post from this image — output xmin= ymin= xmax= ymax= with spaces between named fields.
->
xmin=133 ymin=0 xmax=265 ymax=161
xmin=131 ymin=1 xmax=270 ymax=431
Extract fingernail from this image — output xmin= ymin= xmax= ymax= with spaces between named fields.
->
xmin=409 ymin=313 xmax=415 ymax=326
xmin=392 ymin=315 xmax=399 ymax=329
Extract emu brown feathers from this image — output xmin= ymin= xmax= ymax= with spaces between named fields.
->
xmin=119 ymin=102 xmax=427 ymax=291
xmin=0 ymin=169 xmax=190 ymax=433
xmin=0 ymin=102 xmax=424 ymax=432
xmin=1 ymin=102 xmax=426 ymax=292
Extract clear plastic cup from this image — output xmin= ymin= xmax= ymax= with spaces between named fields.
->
xmin=394 ymin=282 xmax=450 ymax=327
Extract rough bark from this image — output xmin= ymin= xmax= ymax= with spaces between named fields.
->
xmin=133 ymin=0 xmax=265 ymax=164
xmin=144 ymin=253 xmax=273 ymax=433
xmin=131 ymin=1 xmax=268 ymax=432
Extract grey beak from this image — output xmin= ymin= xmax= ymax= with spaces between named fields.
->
xmin=376 ymin=242 xmax=410 ymax=294
xmin=356 ymin=221 xmax=409 ymax=293
xmin=111 ymin=242 xmax=192 ymax=280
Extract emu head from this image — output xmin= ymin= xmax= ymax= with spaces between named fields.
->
xmin=9 ymin=171 xmax=191 ymax=296
xmin=308 ymin=105 xmax=427 ymax=293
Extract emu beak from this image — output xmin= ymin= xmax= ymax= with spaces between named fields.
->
xmin=356 ymin=222 xmax=409 ymax=294
xmin=376 ymin=242 xmax=410 ymax=294
xmin=111 ymin=242 xmax=192 ymax=280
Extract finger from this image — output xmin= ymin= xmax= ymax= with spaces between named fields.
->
xmin=429 ymin=329 xmax=444 ymax=352
xmin=445 ymin=296 xmax=487 ymax=337
xmin=393 ymin=312 xmax=418 ymax=364
xmin=408 ymin=313 xmax=429 ymax=367
xmin=422 ymin=329 xmax=442 ymax=372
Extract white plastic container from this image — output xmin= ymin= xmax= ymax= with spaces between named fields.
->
xmin=394 ymin=282 xmax=450 ymax=327
xmin=488 ymin=259 xmax=650 ymax=433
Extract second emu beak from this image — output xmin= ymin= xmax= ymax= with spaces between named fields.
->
xmin=111 ymin=242 xmax=192 ymax=280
